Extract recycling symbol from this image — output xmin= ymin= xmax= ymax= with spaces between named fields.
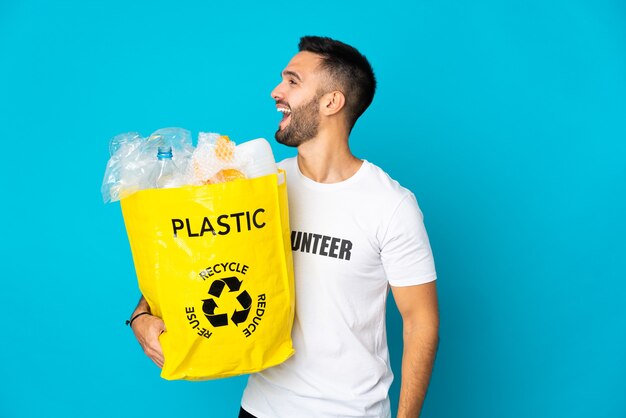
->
xmin=201 ymin=276 xmax=252 ymax=327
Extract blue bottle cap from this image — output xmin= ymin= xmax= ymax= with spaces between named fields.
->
xmin=157 ymin=146 xmax=173 ymax=160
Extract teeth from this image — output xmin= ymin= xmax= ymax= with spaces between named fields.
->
xmin=277 ymin=108 xmax=291 ymax=114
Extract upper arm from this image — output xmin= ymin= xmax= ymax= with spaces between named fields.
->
xmin=382 ymin=192 xmax=438 ymax=331
xmin=381 ymin=193 xmax=436 ymax=287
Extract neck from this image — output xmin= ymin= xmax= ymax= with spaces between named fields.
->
xmin=295 ymin=125 xmax=362 ymax=183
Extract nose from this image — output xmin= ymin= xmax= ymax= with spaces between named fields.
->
xmin=271 ymin=81 xmax=283 ymax=101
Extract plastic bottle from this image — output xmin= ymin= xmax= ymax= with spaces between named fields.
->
xmin=153 ymin=146 xmax=183 ymax=189
xmin=237 ymin=138 xmax=278 ymax=179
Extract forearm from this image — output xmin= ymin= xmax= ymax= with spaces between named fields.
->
xmin=132 ymin=295 xmax=151 ymax=316
xmin=396 ymin=324 xmax=439 ymax=418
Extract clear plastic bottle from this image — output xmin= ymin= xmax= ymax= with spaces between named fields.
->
xmin=153 ymin=146 xmax=183 ymax=189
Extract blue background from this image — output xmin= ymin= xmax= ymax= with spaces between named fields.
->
xmin=1 ymin=0 xmax=624 ymax=417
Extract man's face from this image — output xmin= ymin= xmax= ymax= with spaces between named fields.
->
xmin=271 ymin=52 xmax=326 ymax=147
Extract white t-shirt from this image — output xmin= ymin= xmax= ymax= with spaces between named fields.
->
xmin=241 ymin=157 xmax=437 ymax=418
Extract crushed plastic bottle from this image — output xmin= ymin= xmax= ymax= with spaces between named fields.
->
xmin=101 ymin=128 xmax=193 ymax=202
xmin=102 ymin=128 xmax=278 ymax=203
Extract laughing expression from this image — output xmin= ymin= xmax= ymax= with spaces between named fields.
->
xmin=271 ymin=52 xmax=325 ymax=147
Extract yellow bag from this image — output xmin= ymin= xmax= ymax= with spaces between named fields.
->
xmin=121 ymin=171 xmax=295 ymax=380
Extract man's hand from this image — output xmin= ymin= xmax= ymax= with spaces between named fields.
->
xmin=130 ymin=296 xmax=166 ymax=368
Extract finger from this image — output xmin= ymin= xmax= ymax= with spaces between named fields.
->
xmin=153 ymin=347 xmax=165 ymax=364
xmin=154 ymin=353 xmax=164 ymax=369
xmin=145 ymin=345 xmax=165 ymax=366
xmin=150 ymin=355 xmax=164 ymax=369
xmin=153 ymin=349 xmax=165 ymax=368
xmin=147 ymin=339 xmax=165 ymax=364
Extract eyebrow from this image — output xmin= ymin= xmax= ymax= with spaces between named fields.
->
xmin=281 ymin=70 xmax=302 ymax=82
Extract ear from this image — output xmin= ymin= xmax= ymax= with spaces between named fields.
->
xmin=319 ymin=91 xmax=346 ymax=116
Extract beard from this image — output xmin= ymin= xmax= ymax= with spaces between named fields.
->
xmin=275 ymin=93 xmax=321 ymax=148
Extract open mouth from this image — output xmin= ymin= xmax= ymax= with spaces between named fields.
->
xmin=277 ymin=107 xmax=292 ymax=128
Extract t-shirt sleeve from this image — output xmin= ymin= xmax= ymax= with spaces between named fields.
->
xmin=380 ymin=193 xmax=437 ymax=287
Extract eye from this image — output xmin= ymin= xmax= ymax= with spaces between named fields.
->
xmin=288 ymin=79 xmax=297 ymax=86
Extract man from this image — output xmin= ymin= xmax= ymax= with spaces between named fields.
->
xmin=130 ymin=36 xmax=439 ymax=418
